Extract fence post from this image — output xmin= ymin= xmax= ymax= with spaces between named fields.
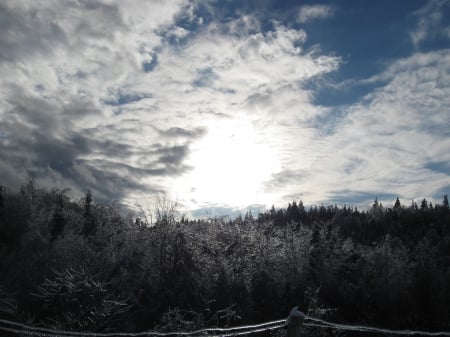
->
xmin=287 ymin=306 xmax=305 ymax=337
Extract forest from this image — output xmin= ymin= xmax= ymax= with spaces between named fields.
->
xmin=0 ymin=180 xmax=449 ymax=334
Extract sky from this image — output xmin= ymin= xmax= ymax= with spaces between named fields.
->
xmin=1 ymin=0 xmax=450 ymax=218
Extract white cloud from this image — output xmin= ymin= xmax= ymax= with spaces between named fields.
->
xmin=270 ymin=49 xmax=450 ymax=208
xmin=410 ymin=0 xmax=450 ymax=47
xmin=297 ymin=5 xmax=334 ymax=24
xmin=0 ymin=0 xmax=190 ymax=199
xmin=145 ymin=17 xmax=341 ymax=208
xmin=169 ymin=26 xmax=190 ymax=40
xmin=6 ymin=1 xmax=447 ymax=214
xmin=0 ymin=2 xmax=342 ymax=211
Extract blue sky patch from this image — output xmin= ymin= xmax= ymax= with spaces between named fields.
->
xmin=104 ymin=93 xmax=152 ymax=106
xmin=142 ymin=55 xmax=158 ymax=73
xmin=425 ymin=161 xmax=450 ymax=175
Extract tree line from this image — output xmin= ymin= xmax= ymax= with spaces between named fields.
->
xmin=0 ymin=181 xmax=449 ymax=333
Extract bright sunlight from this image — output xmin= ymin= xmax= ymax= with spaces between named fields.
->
xmin=173 ymin=116 xmax=282 ymax=209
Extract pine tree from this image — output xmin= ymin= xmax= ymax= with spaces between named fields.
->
xmin=372 ymin=197 xmax=379 ymax=210
xmin=443 ymin=195 xmax=449 ymax=209
xmin=420 ymin=198 xmax=428 ymax=210
xmin=0 ymin=185 xmax=4 ymax=212
xmin=0 ymin=186 xmax=4 ymax=231
xmin=83 ymin=190 xmax=95 ymax=236
xmin=394 ymin=197 xmax=401 ymax=209
xmin=50 ymin=194 xmax=66 ymax=241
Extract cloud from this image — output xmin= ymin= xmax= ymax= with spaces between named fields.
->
xmin=162 ymin=18 xmax=340 ymax=129
xmin=0 ymin=0 xmax=342 ymax=210
xmin=297 ymin=5 xmax=334 ymax=24
xmin=0 ymin=91 xmax=156 ymax=201
xmin=268 ymin=49 xmax=450 ymax=207
xmin=326 ymin=191 xmax=398 ymax=208
xmin=153 ymin=16 xmax=341 ymax=208
xmin=410 ymin=0 xmax=450 ymax=47
xmin=0 ymin=1 xmax=67 ymax=62
xmin=103 ymin=91 xmax=153 ymax=106
xmin=157 ymin=127 xmax=207 ymax=140
xmin=0 ymin=0 xmax=191 ymax=196
xmin=11 ymin=0 xmax=440 ymax=215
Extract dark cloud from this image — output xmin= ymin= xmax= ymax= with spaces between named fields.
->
xmin=198 ymin=109 xmax=231 ymax=119
xmin=70 ymin=0 xmax=125 ymax=41
xmin=5 ymin=86 xmax=103 ymax=124
xmin=0 ymin=123 xmax=192 ymax=201
xmin=244 ymin=91 xmax=272 ymax=109
xmin=0 ymin=105 xmax=90 ymax=183
xmin=5 ymin=86 xmax=64 ymax=130
xmin=192 ymin=67 xmax=218 ymax=87
xmin=83 ymin=121 xmax=142 ymax=137
xmin=0 ymin=0 xmax=126 ymax=65
xmin=104 ymin=92 xmax=153 ymax=106
xmin=264 ymin=169 xmax=308 ymax=192
xmin=32 ymin=132 xmax=88 ymax=175
xmin=79 ymin=124 xmax=197 ymax=174
xmin=0 ymin=2 xmax=66 ymax=62
xmin=89 ymin=139 xmax=134 ymax=158
xmin=77 ymin=0 xmax=120 ymax=17
xmin=0 ymin=121 xmax=165 ymax=202
xmin=85 ymin=156 xmax=189 ymax=178
xmin=70 ymin=161 xmax=161 ymax=202
xmin=0 ymin=160 xmax=26 ymax=190
xmin=0 ymin=87 xmax=193 ymax=203
xmin=155 ymin=145 xmax=188 ymax=166
xmin=158 ymin=126 xmax=207 ymax=139
xmin=62 ymin=99 xmax=104 ymax=118
xmin=135 ymin=144 xmax=193 ymax=174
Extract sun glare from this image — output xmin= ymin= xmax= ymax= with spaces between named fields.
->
xmin=173 ymin=117 xmax=282 ymax=209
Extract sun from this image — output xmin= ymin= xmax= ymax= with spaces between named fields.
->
xmin=173 ymin=116 xmax=282 ymax=209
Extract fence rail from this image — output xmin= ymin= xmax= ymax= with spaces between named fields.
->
xmin=1 ymin=316 xmax=450 ymax=337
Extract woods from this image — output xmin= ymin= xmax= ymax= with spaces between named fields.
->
xmin=1 ymin=181 xmax=449 ymax=333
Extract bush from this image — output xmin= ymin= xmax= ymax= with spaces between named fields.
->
xmin=31 ymin=267 xmax=130 ymax=331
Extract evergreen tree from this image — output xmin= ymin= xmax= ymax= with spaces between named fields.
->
xmin=250 ymin=270 xmax=276 ymax=320
xmin=269 ymin=205 xmax=276 ymax=219
xmin=83 ymin=190 xmax=95 ymax=236
xmin=289 ymin=201 xmax=301 ymax=223
xmin=307 ymin=223 xmax=324 ymax=287
xmin=212 ymin=267 xmax=232 ymax=311
xmin=373 ymin=197 xmax=379 ymax=208
xmin=50 ymin=194 xmax=66 ymax=241
xmin=244 ymin=210 xmax=253 ymax=222
xmin=298 ymin=200 xmax=306 ymax=224
xmin=21 ymin=178 xmax=37 ymax=202
xmin=0 ymin=186 xmax=4 ymax=211
xmin=3 ymin=181 xmax=450 ymax=331
xmin=443 ymin=194 xmax=449 ymax=209
xmin=421 ymin=198 xmax=429 ymax=210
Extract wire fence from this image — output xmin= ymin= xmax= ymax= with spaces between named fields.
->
xmin=1 ymin=316 xmax=450 ymax=337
